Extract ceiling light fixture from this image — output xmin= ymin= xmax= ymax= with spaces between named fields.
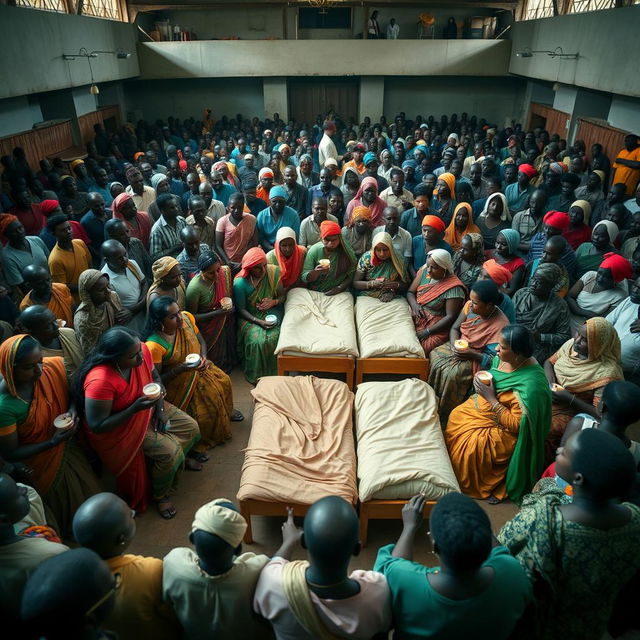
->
xmin=62 ymin=48 xmax=132 ymax=95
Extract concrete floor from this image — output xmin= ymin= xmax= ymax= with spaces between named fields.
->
xmin=129 ymin=369 xmax=519 ymax=569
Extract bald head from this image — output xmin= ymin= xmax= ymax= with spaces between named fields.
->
xmin=302 ymin=496 xmax=360 ymax=568
xmin=0 ymin=472 xmax=30 ymax=525
xmin=72 ymin=492 xmax=136 ymax=560
xmin=22 ymin=264 xmax=50 ymax=287
xmin=18 ymin=304 xmax=56 ymax=335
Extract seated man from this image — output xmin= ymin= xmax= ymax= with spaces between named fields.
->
xmin=149 ymin=194 xmax=188 ymax=261
xmin=299 ymin=196 xmax=338 ymax=248
xmin=20 ymin=264 xmax=74 ymax=328
xmin=176 ymin=225 xmax=210 ymax=284
xmin=163 ymin=499 xmax=271 ymax=639
xmin=185 ymin=194 xmax=216 ymax=248
xmin=72 ymin=492 xmax=180 ymax=640
xmin=0 ymin=472 xmax=67 ymax=622
xmin=375 ymin=493 xmax=531 ymax=639
xmin=18 ymin=305 xmax=84 ymax=380
xmin=100 ymin=240 xmax=148 ymax=333
xmin=254 ymin=497 xmax=391 ymax=639
xmin=606 ymin=276 xmax=640 ymax=384
xmin=104 ymin=218 xmax=153 ymax=279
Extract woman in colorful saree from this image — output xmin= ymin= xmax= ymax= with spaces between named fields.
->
xmin=428 ymin=280 xmax=510 ymax=422
xmin=0 ymin=334 xmax=100 ymax=536
xmin=233 ymin=247 xmax=285 ymax=384
xmin=352 ymin=230 xmax=409 ymax=301
xmin=147 ymin=257 xmax=187 ymax=309
xmin=445 ymin=325 xmax=551 ymax=504
xmin=407 ymin=248 xmax=466 ymax=355
xmin=498 ymin=428 xmax=640 ymax=640
xmin=76 ymin=327 xmax=200 ymax=520
xmin=543 ymin=316 xmax=623 ymax=463
xmin=302 ymin=220 xmax=357 ymax=296
xmin=266 ymin=226 xmax=306 ymax=291
xmin=144 ymin=297 xmax=242 ymax=455
xmin=185 ymin=251 xmax=236 ymax=372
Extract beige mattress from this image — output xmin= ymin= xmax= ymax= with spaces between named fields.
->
xmin=237 ymin=376 xmax=357 ymax=504
xmin=355 ymin=296 xmax=425 ymax=359
xmin=274 ymin=288 xmax=359 ymax=357
xmin=355 ymin=379 xmax=460 ymax=501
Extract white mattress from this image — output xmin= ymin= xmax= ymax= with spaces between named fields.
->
xmin=355 ymin=379 xmax=460 ymax=501
xmin=355 ymin=296 xmax=425 ymax=359
xmin=275 ymin=288 xmax=359 ymax=357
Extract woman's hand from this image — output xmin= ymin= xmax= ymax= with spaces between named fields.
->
xmin=258 ymin=319 xmax=273 ymax=330
xmin=115 ymin=309 xmax=133 ymax=325
xmin=281 ymin=507 xmax=302 ymax=548
xmin=256 ymin=298 xmax=277 ymax=312
xmin=131 ymin=396 xmax=158 ymax=413
xmin=50 ymin=422 xmax=78 ymax=446
xmin=410 ymin=301 xmax=425 ymax=318
xmin=473 ymin=375 xmax=497 ymax=404
xmin=416 ymin=327 xmax=431 ymax=340
xmin=452 ymin=345 xmax=480 ymax=361
xmin=314 ymin=264 xmax=329 ymax=275
xmin=379 ymin=290 xmax=395 ymax=303
xmin=325 ymin=286 xmax=343 ymax=297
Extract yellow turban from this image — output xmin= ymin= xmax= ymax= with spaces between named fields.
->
xmin=191 ymin=499 xmax=246 ymax=548
xmin=151 ymin=256 xmax=179 ymax=284
xmin=69 ymin=159 xmax=85 ymax=170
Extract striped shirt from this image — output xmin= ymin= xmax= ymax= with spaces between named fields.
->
xmin=149 ymin=214 xmax=187 ymax=260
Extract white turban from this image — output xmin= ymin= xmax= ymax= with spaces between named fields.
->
xmin=324 ymin=157 xmax=338 ymax=167
xmin=275 ymin=226 xmax=297 ymax=244
xmin=427 ymin=248 xmax=454 ymax=274
xmin=593 ymin=220 xmax=619 ymax=244
xmin=191 ymin=499 xmax=246 ymax=548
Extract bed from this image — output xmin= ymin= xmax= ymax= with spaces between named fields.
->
xmin=354 ymin=378 xmax=460 ymax=544
xmin=354 ymin=296 xmax=428 ymax=385
xmin=275 ymin=287 xmax=359 ymax=388
xmin=237 ymin=375 xmax=357 ymax=543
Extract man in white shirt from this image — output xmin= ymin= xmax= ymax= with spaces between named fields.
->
xmin=299 ymin=196 xmax=339 ymax=247
xmin=380 ymin=169 xmax=414 ymax=211
xmin=163 ymin=499 xmax=271 ymax=640
xmin=318 ymin=121 xmax=341 ymax=168
xmin=606 ymin=277 xmax=640 ymax=383
xmin=373 ymin=206 xmax=412 ymax=263
xmin=254 ymin=497 xmax=391 ymax=640
xmin=386 ymin=18 xmax=400 ymax=39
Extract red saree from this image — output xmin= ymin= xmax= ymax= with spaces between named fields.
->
xmin=83 ymin=343 xmax=155 ymax=512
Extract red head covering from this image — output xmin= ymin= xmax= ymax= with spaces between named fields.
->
xmin=112 ymin=193 xmax=133 ymax=217
xmin=421 ymin=215 xmax=446 ymax=234
xmin=237 ymin=247 xmax=267 ymax=279
xmin=274 ymin=227 xmax=305 ymax=289
xmin=177 ymin=149 xmax=187 ymax=172
xmin=483 ymin=259 xmax=513 ymax=286
xmin=0 ymin=214 xmax=19 ymax=242
xmin=320 ymin=220 xmax=341 ymax=239
xmin=543 ymin=210 xmax=570 ymax=231
xmin=518 ymin=163 xmax=537 ymax=179
xmin=600 ymin=253 xmax=633 ymax=283
xmin=40 ymin=199 xmax=60 ymax=216
xmin=133 ymin=151 xmax=145 ymax=161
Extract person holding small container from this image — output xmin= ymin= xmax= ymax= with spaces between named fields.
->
xmin=233 ymin=247 xmax=285 ymax=384
xmin=444 ymin=325 xmax=551 ymax=504
xmin=76 ymin=326 xmax=200 ymax=520
xmin=144 ymin=296 xmax=243 ymax=456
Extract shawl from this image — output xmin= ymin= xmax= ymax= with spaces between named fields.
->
xmin=416 ymin=271 xmax=465 ymax=306
xmin=443 ymin=203 xmax=480 ymax=250
xmin=274 ymin=226 xmax=306 ymax=288
xmin=550 ymin=316 xmax=623 ymax=393
xmin=74 ymin=269 xmax=122 ymax=354
xmin=478 ymin=192 xmax=511 ymax=222
xmin=490 ymin=356 xmax=552 ymax=503
xmin=345 ymin=176 xmax=385 ymax=227
xmin=371 ymin=231 xmax=408 ymax=282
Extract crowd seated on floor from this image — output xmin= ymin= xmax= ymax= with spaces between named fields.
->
xmin=1 ymin=109 xmax=640 ymax=638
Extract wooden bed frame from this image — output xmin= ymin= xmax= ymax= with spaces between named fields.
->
xmin=239 ymin=499 xmax=312 ymax=544
xmin=355 ymin=357 xmax=429 ymax=386
xmin=277 ymin=354 xmax=355 ymax=390
xmin=359 ymin=499 xmax=436 ymax=546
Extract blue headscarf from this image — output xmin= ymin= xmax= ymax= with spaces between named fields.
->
xmin=269 ymin=185 xmax=288 ymax=200
xmin=363 ymin=151 xmax=377 ymax=166
xmin=499 ymin=228 xmax=521 ymax=255
xmin=402 ymin=159 xmax=418 ymax=170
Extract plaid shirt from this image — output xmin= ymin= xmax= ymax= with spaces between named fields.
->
xmin=149 ymin=215 xmax=187 ymax=260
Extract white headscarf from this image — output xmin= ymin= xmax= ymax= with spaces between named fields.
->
xmin=427 ymin=248 xmax=454 ymax=274
xmin=593 ymin=220 xmax=619 ymax=244
xmin=275 ymin=226 xmax=297 ymax=244
xmin=191 ymin=499 xmax=246 ymax=548
xmin=479 ymin=192 xmax=511 ymax=222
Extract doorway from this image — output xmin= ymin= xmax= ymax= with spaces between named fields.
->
xmin=289 ymin=78 xmax=359 ymax=124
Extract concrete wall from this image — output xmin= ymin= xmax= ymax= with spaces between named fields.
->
xmin=509 ymin=6 xmax=640 ymax=98
xmin=137 ymin=39 xmax=511 ymax=79
xmin=383 ymin=76 xmax=527 ymax=127
xmin=0 ymin=5 xmax=139 ymax=100
xmin=123 ymin=78 xmax=264 ymax=123
xmin=0 ymin=96 xmax=44 ymax=138
xmin=607 ymin=96 xmax=640 ymax=134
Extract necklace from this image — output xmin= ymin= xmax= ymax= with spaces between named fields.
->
xmin=498 ymin=357 xmax=528 ymax=373
xmin=306 ymin=576 xmax=348 ymax=589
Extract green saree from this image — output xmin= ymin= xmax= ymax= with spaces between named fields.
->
xmin=301 ymin=241 xmax=356 ymax=293
xmin=233 ymin=264 xmax=283 ymax=384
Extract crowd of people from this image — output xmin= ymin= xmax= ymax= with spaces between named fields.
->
xmin=1 ymin=109 xmax=640 ymax=639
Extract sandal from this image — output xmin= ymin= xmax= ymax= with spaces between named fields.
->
xmin=156 ymin=498 xmax=177 ymax=519
xmin=230 ymin=409 xmax=244 ymax=422
xmin=185 ymin=457 xmax=203 ymax=471
xmin=188 ymin=450 xmax=209 ymax=463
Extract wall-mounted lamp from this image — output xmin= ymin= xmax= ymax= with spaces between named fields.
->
xmin=62 ymin=47 xmax=132 ymax=94
xmin=516 ymin=47 xmax=579 ymax=60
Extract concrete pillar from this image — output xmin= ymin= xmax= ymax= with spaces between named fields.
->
xmin=263 ymin=77 xmax=288 ymax=122
xmin=359 ymin=77 xmax=384 ymax=123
